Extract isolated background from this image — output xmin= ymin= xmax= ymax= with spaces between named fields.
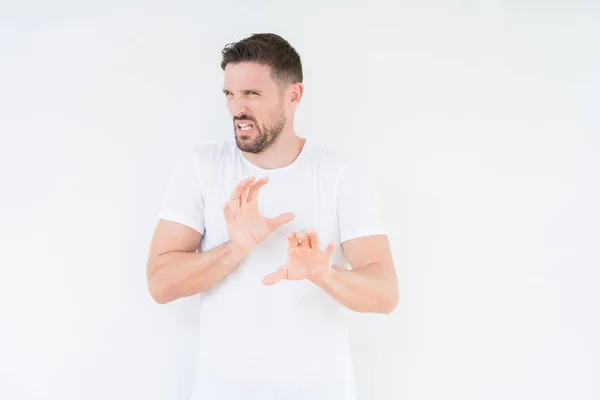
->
xmin=1 ymin=1 xmax=598 ymax=399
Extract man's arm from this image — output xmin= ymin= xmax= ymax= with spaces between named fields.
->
xmin=146 ymin=219 xmax=249 ymax=304
xmin=148 ymin=176 xmax=295 ymax=304
xmin=314 ymin=234 xmax=399 ymax=314
xmin=261 ymin=232 xmax=399 ymax=314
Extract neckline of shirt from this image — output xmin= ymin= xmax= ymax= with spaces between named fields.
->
xmin=237 ymin=138 xmax=311 ymax=175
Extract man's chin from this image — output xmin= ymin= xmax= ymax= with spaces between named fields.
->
xmin=235 ymin=136 xmax=261 ymax=154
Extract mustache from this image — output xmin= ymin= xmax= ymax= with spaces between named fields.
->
xmin=234 ymin=115 xmax=255 ymax=123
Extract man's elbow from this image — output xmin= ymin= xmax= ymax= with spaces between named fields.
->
xmin=147 ymin=274 xmax=176 ymax=305
xmin=383 ymin=293 xmax=399 ymax=314
xmin=382 ymin=283 xmax=399 ymax=314
xmin=148 ymin=282 xmax=167 ymax=304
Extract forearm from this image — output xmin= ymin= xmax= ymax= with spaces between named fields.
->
xmin=147 ymin=241 xmax=247 ymax=304
xmin=314 ymin=262 xmax=399 ymax=314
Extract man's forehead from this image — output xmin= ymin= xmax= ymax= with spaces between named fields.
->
xmin=223 ymin=62 xmax=274 ymax=90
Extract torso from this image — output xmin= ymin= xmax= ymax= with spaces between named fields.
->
xmin=190 ymin=138 xmax=356 ymax=400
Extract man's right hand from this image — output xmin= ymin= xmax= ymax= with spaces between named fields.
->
xmin=223 ymin=176 xmax=295 ymax=254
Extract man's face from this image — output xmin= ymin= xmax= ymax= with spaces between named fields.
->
xmin=223 ymin=62 xmax=288 ymax=154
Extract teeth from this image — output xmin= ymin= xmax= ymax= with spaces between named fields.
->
xmin=239 ymin=123 xmax=253 ymax=131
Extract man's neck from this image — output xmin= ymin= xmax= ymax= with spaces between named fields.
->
xmin=242 ymin=133 xmax=306 ymax=170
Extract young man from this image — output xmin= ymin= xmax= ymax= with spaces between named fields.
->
xmin=146 ymin=33 xmax=398 ymax=400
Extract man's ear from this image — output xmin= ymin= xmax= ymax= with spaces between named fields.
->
xmin=290 ymin=82 xmax=304 ymax=104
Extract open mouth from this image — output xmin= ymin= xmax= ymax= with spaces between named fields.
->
xmin=236 ymin=120 xmax=255 ymax=134
xmin=238 ymin=123 xmax=254 ymax=131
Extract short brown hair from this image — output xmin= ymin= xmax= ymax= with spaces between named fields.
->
xmin=221 ymin=33 xmax=303 ymax=86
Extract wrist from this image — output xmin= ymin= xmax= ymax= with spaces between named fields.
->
xmin=310 ymin=265 xmax=336 ymax=288
xmin=227 ymin=240 xmax=252 ymax=259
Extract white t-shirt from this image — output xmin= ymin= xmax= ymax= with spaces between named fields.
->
xmin=158 ymin=138 xmax=386 ymax=400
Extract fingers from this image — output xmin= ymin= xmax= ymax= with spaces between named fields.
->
xmin=228 ymin=176 xmax=255 ymax=212
xmin=240 ymin=176 xmax=256 ymax=204
xmin=296 ymin=228 xmax=315 ymax=249
xmin=287 ymin=232 xmax=299 ymax=249
xmin=324 ymin=242 xmax=335 ymax=258
xmin=226 ymin=176 xmax=269 ymax=215
xmin=228 ymin=177 xmax=248 ymax=207
xmin=223 ymin=201 xmax=230 ymax=217
xmin=247 ymin=176 xmax=269 ymax=203
xmin=308 ymin=229 xmax=320 ymax=251
xmin=267 ymin=212 xmax=295 ymax=231
xmin=262 ymin=267 xmax=288 ymax=285
xmin=292 ymin=229 xmax=334 ymax=256
xmin=295 ymin=229 xmax=307 ymax=248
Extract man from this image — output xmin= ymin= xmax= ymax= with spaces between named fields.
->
xmin=146 ymin=33 xmax=398 ymax=400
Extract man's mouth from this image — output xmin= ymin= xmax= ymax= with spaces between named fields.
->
xmin=236 ymin=120 xmax=255 ymax=132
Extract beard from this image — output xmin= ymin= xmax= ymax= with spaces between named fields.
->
xmin=234 ymin=109 xmax=286 ymax=154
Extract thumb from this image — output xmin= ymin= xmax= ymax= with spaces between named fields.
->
xmin=267 ymin=212 xmax=295 ymax=231
xmin=262 ymin=266 xmax=288 ymax=285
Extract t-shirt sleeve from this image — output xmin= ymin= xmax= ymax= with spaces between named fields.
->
xmin=157 ymin=150 xmax=206 ymax=234
xmin=336 ymin=160 xmax=387 ymax=244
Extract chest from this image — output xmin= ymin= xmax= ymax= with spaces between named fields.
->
xmin=196 ymin=163 xmax=349 ymax=327
xmin=201 ymin=167 xmax=338 ymax=254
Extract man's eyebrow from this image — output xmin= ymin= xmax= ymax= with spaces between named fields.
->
xmin=222 ymin=89 xmax=263 ymax=94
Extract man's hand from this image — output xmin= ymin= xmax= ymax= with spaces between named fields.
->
xmin=262 ymin=229 xmax=335 ymax=285
xmin=224 ymin=176 xmax=295 ymax=253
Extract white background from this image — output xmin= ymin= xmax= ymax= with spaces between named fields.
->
xmin=1 ymin=1 xmax=598 ymax=399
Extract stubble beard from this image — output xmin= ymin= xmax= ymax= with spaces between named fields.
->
xmin=234 ymin=110 xmax=286 ymax=154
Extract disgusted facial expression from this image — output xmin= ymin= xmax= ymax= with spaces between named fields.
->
xmin=223 ymin=62 xmax=290 ymax=154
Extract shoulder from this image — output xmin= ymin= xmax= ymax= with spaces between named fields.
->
xmin=184 ymin=138 xmax=237 ymax=170
xmin=306 ymin=139 xmax=354 ymax=177
xmin=307 ymin=139 xmax=366 ymax=186
xmin=165 ymin=139 xmax=236 ymax=194
xmin=189 ymin=138 xmax=234 ymax=160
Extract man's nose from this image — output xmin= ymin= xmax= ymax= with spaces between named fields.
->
xmin=229 ymin=98 xmax=248 ymax=117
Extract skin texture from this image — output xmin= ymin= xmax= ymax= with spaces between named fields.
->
xmin=146 ymin=61 xmax=398 ymax=313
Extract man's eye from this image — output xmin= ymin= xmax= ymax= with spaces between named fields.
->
xmin=224 ymin=91 xmax=258 ymax=97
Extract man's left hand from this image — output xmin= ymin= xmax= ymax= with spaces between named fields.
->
xmin=262 ymin=229 xmax=335 ymax=285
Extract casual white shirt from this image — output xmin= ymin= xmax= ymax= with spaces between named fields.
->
xmin=158 ymin=138 xmax=386 ymax=400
